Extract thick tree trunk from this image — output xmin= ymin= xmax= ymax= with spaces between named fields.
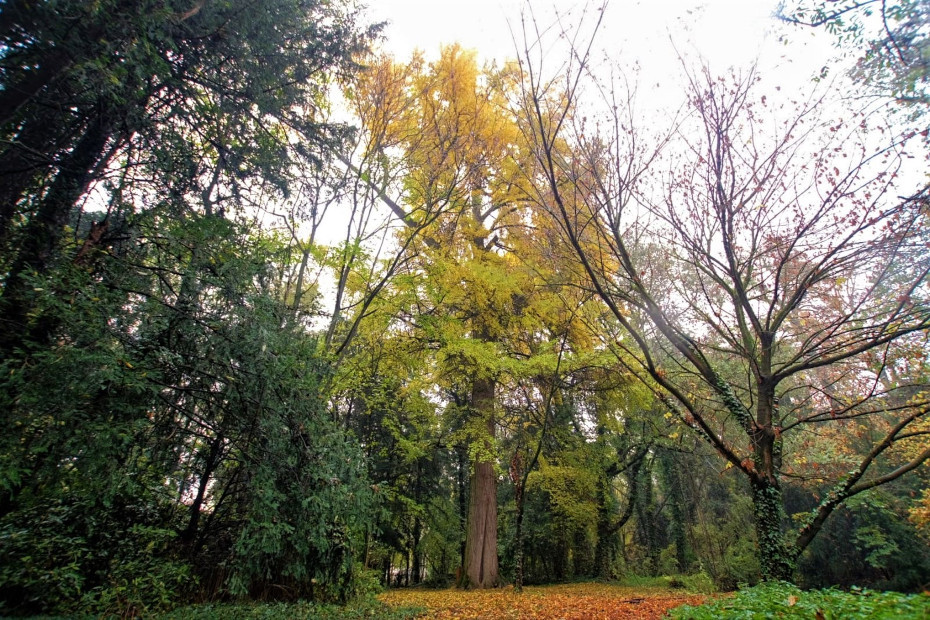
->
xmin=750 ymin=476 xmax=794 ymax=581
xmin=0 ymin=113 xmax=112 ymax=351
xmin=751 ymin=380 xmax=794 ymax=581
xmin=461 ymin=376 xmax=499 ymax=589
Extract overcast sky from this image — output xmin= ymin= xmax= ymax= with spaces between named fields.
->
xmin=366 ymin=0 xmax=838 ymax=88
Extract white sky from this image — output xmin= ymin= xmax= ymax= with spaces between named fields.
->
xmin=366 ymin=0 xmax=839 ymax=89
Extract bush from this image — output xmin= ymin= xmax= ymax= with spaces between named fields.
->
xmin=0 ymin=498 xmax=191 ymax=617
xmin=677 ymin=571 xmax=717 ymax=594
xmin=619 ymin=573 xmax=716 ymax=595
xmin=156 ymin=597 xmax=423 ymax=620
xmin=669 ymin=581 xmax=930 ymax=619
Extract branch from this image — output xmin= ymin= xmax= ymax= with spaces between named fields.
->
xmin=793 ymin=404 xmax=930 ymax=554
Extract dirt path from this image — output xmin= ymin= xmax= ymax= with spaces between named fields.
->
xmin=379 ymin=582 xmax=707 ymax=619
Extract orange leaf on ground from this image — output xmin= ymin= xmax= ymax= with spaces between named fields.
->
xmin=379 ymin=582 xmax=708 ymax=620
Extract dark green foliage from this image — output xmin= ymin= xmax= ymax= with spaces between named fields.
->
xmin=0 ymin=0 xmax=376 ymax=352
xmin=670 ymin=581 xmax=930 ymax=619
xmin=0 ymin=0 xmax=379 ymax=615
xmin=798 ymin=494 xmax=930 ymax=592
xmin=0 ymin=498 xmax=192 ymax=616
xmin=157 ymin=596 xmax=423 ymax=620
xmin=336 ymin=365 xmax=457 ymax=589
xmin=0 ymin=216 xmax=375 ymax=615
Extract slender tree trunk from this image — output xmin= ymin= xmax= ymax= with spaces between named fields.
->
xmin=594 ymin=475 xmax=617 ymax=579
xmin=513 ymin=483 xmax=525 ymax=591
xmin=457 ymin=444 xmax=468 ymax=572
xmin=659 ymin=451 xmax=691 ymax=573
xmin=181 ymin=434 xmax=224 ymax=546
xmin=404 ymin=550 xmax=410 ymax=587
xmin=635 ymin=467 xmax=658 ymax=575
xmin=0 ymin=51 xmax=73 ymax=128
xmin=0 ymin=116 xmax=60 ymax=245
xmin=461 ymin=376 xmax=499 ymax=589
xmin=291 ymin=247 xmax=311 ymax=314
xmin=412 ymin=458 xmax=423 ymax=584
xmin=412 ymin=519 xmax=422 ymax=584
xmin=594 ymin=449 xmax=645 ymax=579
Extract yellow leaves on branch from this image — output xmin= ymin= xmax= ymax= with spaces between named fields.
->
xmin=909 ymin=488 xmax=930 ymax=536
xmin=379 ymin=583 xmax=707 ymax=619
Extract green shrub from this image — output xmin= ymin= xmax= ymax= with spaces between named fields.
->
xmin=0 ymin=498 xmax=192 ymax=617
xmin=156 ymin=597 xmax=423 ymax=620
xmin=617 ymin=574 xmax=672 ymax=589
xmin=618 ymin=573 xmax=717 ymax=594
xmin=678 ymin=571 xmax=717 ymax=594
xmin=670 ymin=581 xmax=930 ymax=619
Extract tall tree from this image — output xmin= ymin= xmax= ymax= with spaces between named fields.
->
xmin=0 ymin=0 xmax=374 ymax=352
xmin=351 ymin=47 xmax=531 ymax=588
xmin=518 ymin=14 xmax=930 ymax=580
xmin=0 ymin=1 xmax=385 ymax=614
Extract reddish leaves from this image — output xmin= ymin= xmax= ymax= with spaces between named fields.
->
xmin=380 ymin=582 xmax=708 ymax=619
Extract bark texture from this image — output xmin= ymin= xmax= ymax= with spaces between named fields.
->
xmin=461 ymin=377 xmax=498 ymax=589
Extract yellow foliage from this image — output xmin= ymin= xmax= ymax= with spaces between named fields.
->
xmin=909 ymin=488 xmax=930 ymax=536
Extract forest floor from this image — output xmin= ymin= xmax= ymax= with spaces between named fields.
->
xmin=378 ymin=581 xmax=710 ymax=619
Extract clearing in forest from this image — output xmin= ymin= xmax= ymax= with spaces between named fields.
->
xmin=378 ymin=582 xmax=708 ymax=619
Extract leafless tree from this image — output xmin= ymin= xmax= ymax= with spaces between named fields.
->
xmin=517 ymin=8 xmax=930 ymax=580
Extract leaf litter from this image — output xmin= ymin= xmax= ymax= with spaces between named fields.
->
xmin=379 ymin=582 xmax=708 ymax=619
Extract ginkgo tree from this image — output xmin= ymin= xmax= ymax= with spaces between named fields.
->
xmin=348 ymin=45 xmax=629 ymax=589
xmin=345 ymin=46 xmax=530 ymax=589
xmin=518 ymin=12 xmax=930 ymax=581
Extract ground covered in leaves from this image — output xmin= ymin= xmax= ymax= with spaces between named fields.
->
xmin=379 ymin=582 xmax=707 ymax=619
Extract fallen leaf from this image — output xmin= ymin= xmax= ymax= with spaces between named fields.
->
xmin=379 ymin=582 xmax=711 ymax=620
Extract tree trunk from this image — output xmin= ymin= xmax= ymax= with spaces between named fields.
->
xmin=513 ymin=483 xmax=525 ymax=592
xmin=635 ymin=466 xmax=658 ymax=576
xmin=0 ymin=112 xmax=112 ymax=351
xmin=180 ymin=434 xmax=224 ymax=546
xmin=457 ymin=444 xmax=468 ymax=571
xmin=412 ymin=516 xmax=422 ymax=585
xmin=0 ymin=50 xmax=73 ymax=128
xmin=594 ymin=473 xmax=617 ymax=579
xmin=0 ymin=116 xmax=61 ymax=245
xmin=750 ymin=476 xmax=794 ymax=581
xmin=594 ymin=448 xmax=645 ymax=579
xmin=461 ymin=376 xmax=499 ymax=589
xmin=659 ymin=451 xmax=692 ymax=573
xmin=751 ymin=379 xmax=794 ymax=581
